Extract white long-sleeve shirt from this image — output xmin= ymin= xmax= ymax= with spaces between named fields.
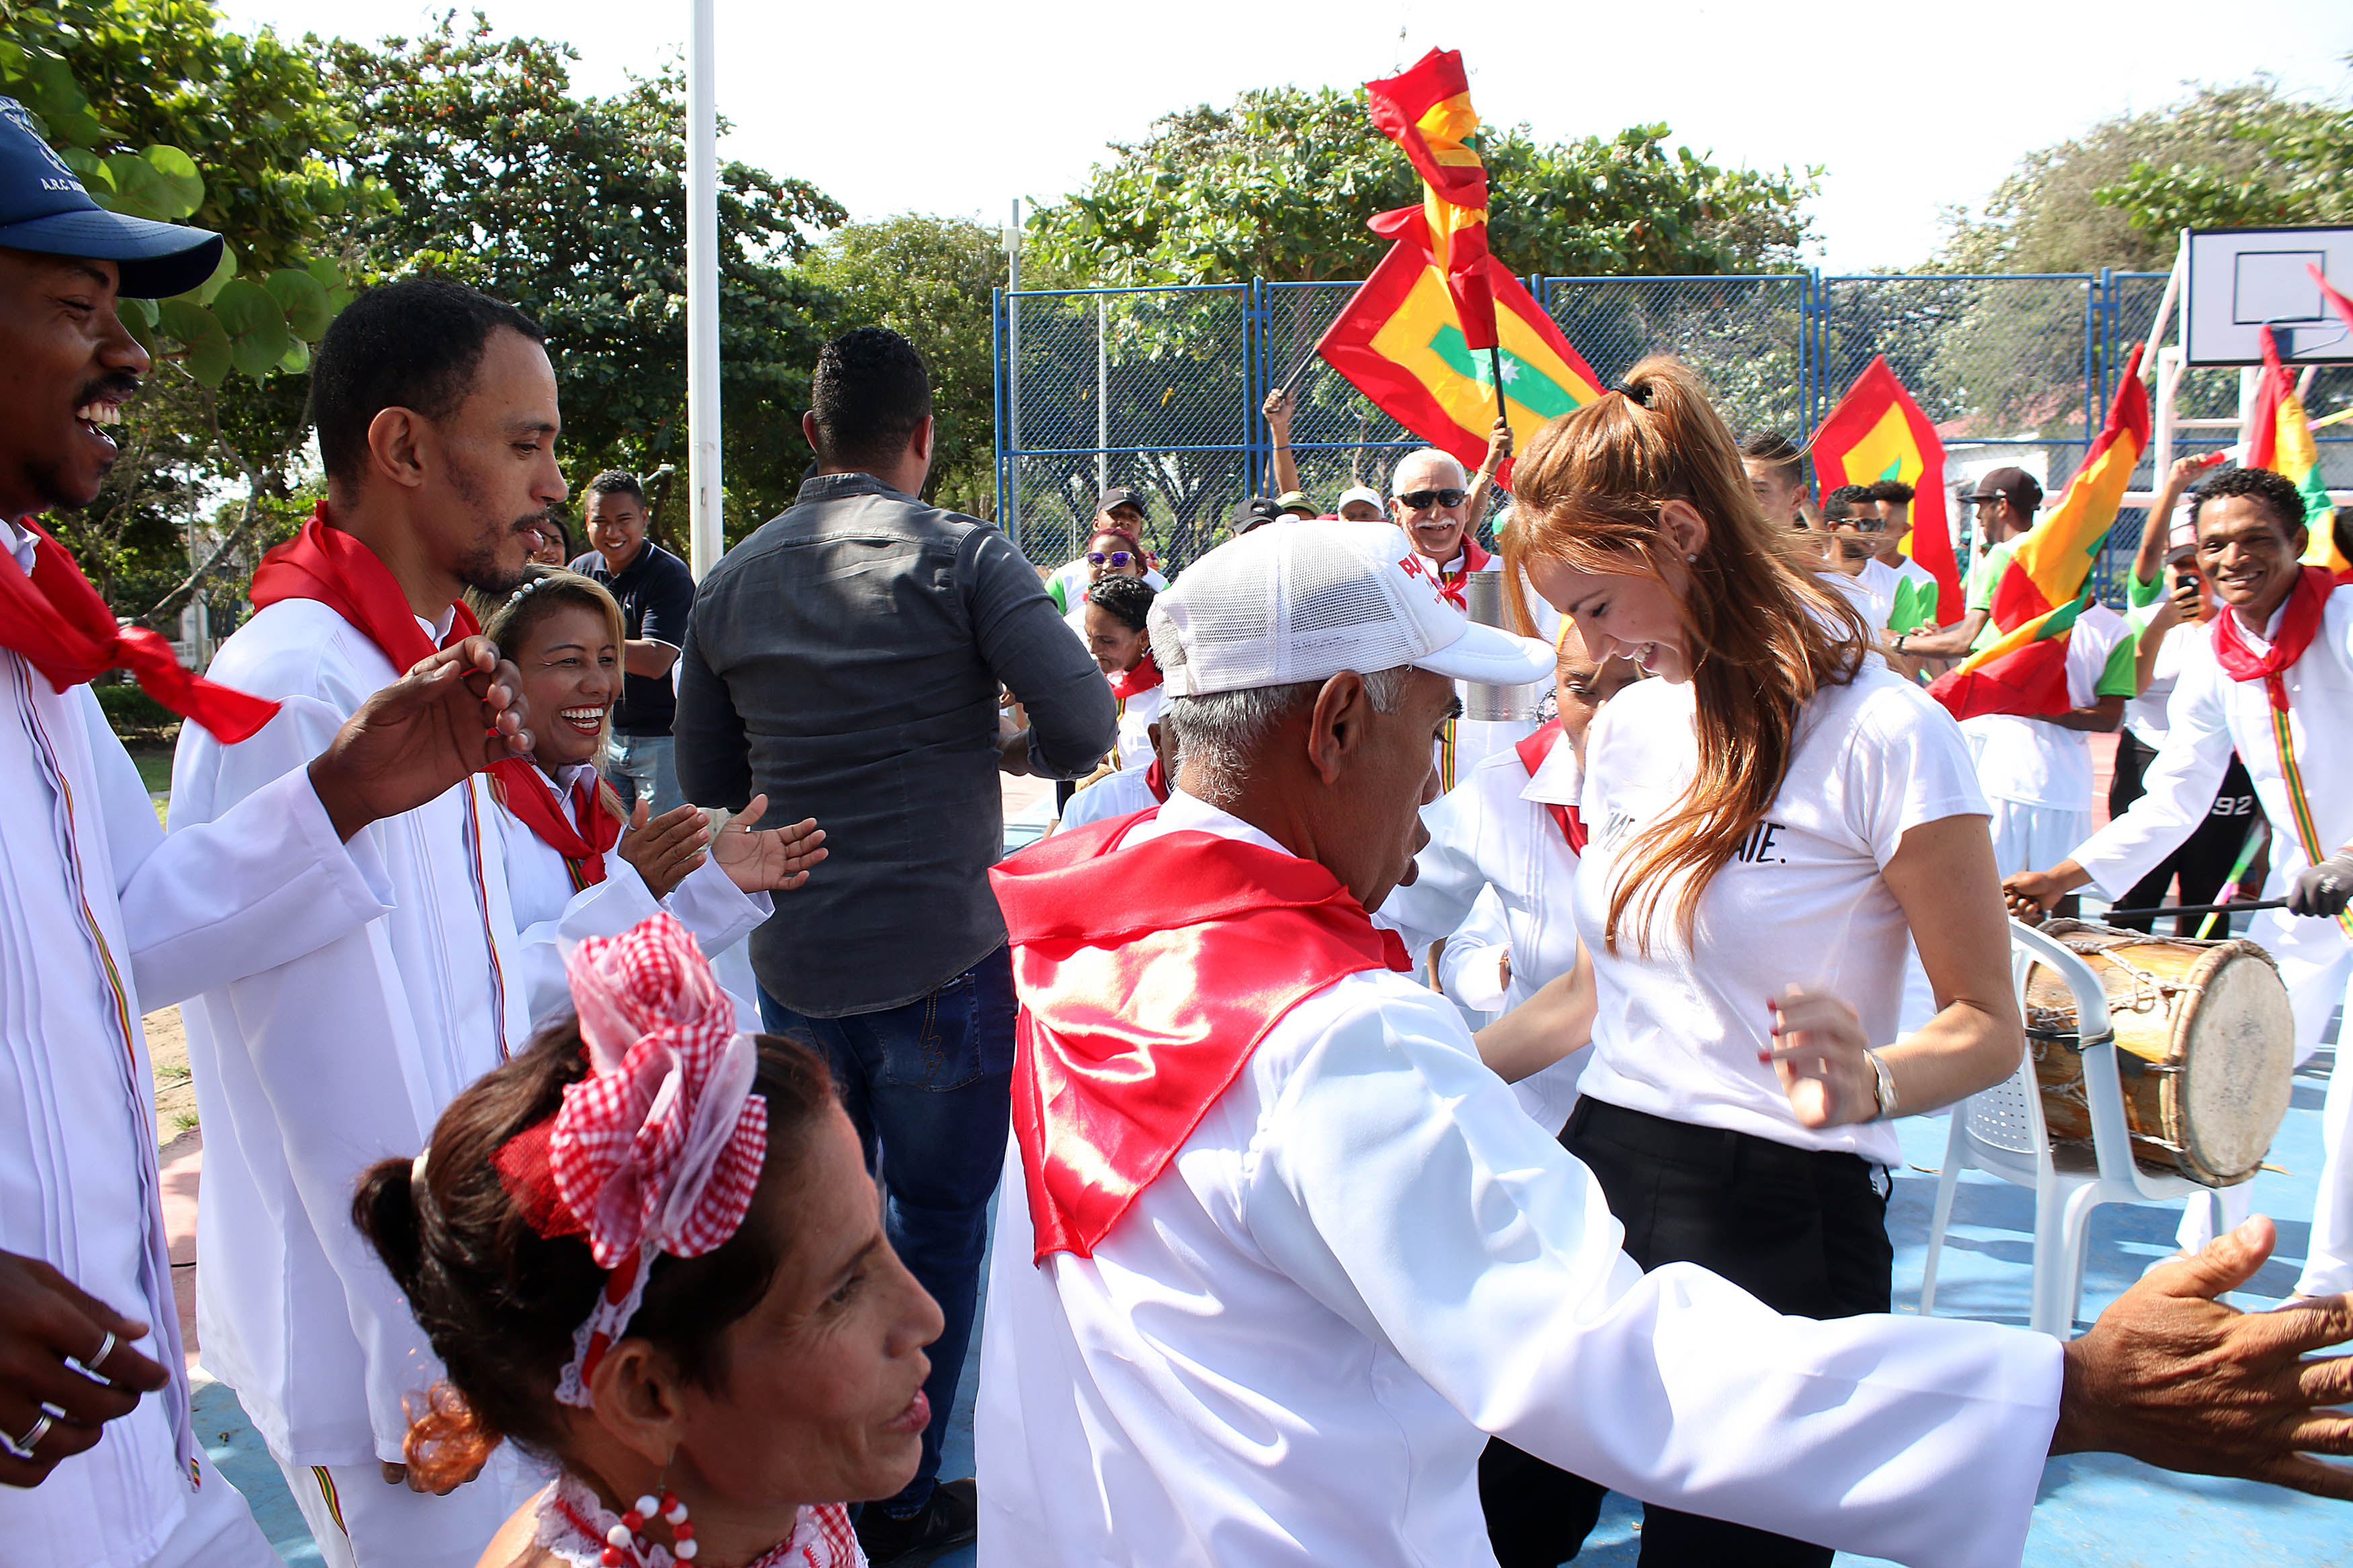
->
xmin=489 ymin=761 xmax=770 ymax=1034
xmin=171 ymin=597 xmax=534 ymax=1467
xmin=1376 ymin=735 xmax=1587 ymax=1130
xmin=977 ymin=790 xmax=2062 ymax=1568
xmin=0 ymin=529 xmax=395 ymax=1564
xmin=2072 ymin=585 xmax=2353 ymax=1024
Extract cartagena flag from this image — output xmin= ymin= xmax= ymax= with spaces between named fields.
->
xmin=1929 ymin=344 xmax=2150 ymax=723
xmin=1364 ymin=48 xmax=1497 ymax=350
xmin=2248 ymin=323 xmax=2348 ymax=580
xmin=1812 ymin=356 xmax=1962 ymax=622
xmin=1317 ymin=208 xmax=1605 ymax=482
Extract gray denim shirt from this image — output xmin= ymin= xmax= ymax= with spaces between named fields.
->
xmin=675 ymin=472 xmax=1116 ymax=1018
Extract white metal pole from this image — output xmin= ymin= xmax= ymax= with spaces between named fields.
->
xmin=1096 ymin=294 xmax=1109 ymax=499
xmin=1005 ymin=199 xmax=1022 ymax=554
xmin=686 ymin=0 xmax=722 ymax=580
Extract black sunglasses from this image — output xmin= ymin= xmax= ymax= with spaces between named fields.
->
xmin=1395 ymin=488 xmax=1468 ymax=511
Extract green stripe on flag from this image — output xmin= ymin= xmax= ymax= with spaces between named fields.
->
xmin=1429 ymin=324 xmax=1577 ymax=419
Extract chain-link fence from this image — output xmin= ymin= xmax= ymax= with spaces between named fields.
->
xmin=995 ymin=270 xmax=2352 ymax=591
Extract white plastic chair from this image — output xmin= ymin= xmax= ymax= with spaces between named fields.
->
xmin=1917 ymin=920 xmax=2227 ymax=1338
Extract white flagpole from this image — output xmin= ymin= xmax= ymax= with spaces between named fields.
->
xmin=686 ymin=0 xmax=722 ymax=579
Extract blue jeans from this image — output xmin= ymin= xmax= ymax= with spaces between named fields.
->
xmin=604 ymin=732 xmax=684 ymax=817
xmin=758 ymin=946 xmax=1015 ymax=1514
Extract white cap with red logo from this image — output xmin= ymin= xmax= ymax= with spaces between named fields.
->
xmin=1150 ymin=520 xmax=1554 ymax=699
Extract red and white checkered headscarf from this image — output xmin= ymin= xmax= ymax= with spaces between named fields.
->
xmin=495 ymin=914 xmax=768 ymax=1405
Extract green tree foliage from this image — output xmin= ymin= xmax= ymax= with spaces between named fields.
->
xmin=3 ymin=0 xmax=378 ymax=624
xmin=1026 ymin=86 xmax=1818 ymax=286
xmin=798 ymin=215 xmax=1003 ymax=517
xmin=321 ymin=15 xmax=846 ymax=541
xmin=1936 ymin=80 xmax=2311 ymax=274
xmin=2095 ymin=66 xmax=2353 ymax=239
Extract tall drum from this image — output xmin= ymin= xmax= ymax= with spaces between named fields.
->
xmin=2023 ymin=920 xmax=2294 ymax=1187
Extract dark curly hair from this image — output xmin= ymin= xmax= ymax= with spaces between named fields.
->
xmin=2188 ymin=466 xmax=2309 ymax=540
xmin=352 ymin=1025 xmax=834 ymax=1489
xmin=809 ymin=327 xmax=932 ymax=471
xmin=1084 ymin=573 xmax=1156 ymax=632
xmin=1866 ymin=479 xmax=1915 ymax=505
xmin=311 ymin=278 xmax=544 ymax=488
xmin=1821 ymin=484 xmax=1876 ymax=522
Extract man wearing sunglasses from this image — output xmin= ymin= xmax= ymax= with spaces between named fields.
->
xmin=1389 ymin=448 xmax=1487 ymax=585
xmin=1045 ymin=487 xmax=1168 ymax=614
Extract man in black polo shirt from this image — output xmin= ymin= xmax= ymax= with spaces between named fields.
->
xmin=571 ymin=468 xmax=697 ymax=815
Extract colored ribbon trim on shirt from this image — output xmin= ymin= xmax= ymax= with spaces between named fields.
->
xmin=0 ymin=516 xmax=278 ymax=741
xmin=990 ymin=815 xmax=1409 ymax=1260
xmin=2212 ymin=569 xmax=2352 ymax=938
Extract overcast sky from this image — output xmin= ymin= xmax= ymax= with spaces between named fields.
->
xmin=236 ymin=0 xmax=2351 ymax=276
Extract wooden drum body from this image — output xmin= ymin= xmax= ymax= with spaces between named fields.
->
xmin=2024 ymin=920 xmax=2294 ymax=1187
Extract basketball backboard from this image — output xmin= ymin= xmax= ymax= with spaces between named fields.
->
xmin=2183 ymin=226 xmax=2353 ymax=366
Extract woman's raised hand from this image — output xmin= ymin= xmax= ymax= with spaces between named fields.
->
xmin=711 ymin=794 xmax=828 ymax=893
xmin=616 ymin=799 xmax=710 ymax=899
xmin=1765 ymin=985 xmax=1878 ymax=1128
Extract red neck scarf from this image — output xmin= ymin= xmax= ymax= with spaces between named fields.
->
xmin=1513 ymin=718 xmax=1587 ymax=852
xmin=990 ymin=813 xmax=1408 ymax=1260
xmin=1109 ymin=651 xmax=1163 ymax=701
xmin=2210 ymin=565 xmax=2336 ymax=712
xmin=0 ymin=518 xmax=278 ymax=741
xmin=1144 ymin=755 xmax=1170 ymax=804
xmin=1435 ymin=534 xmax=1493 ymax=610
xmin=249 ymin=504 xmax=480 ymax=672
xmin=491 ymin=759 xmax=621 ymax=885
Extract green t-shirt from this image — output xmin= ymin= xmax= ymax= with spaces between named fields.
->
xmin=2093 ymin=622 xmax=2142 ymax=699
xmin=1962 ymin=542 xmax=2016 ymax=653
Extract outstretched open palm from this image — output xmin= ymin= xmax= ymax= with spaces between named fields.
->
xmin=711 ymin=794 xmax=828 ymax=893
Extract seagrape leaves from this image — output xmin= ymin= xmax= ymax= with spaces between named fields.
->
xmin=144 ymin=244 xmax=348 ymax=386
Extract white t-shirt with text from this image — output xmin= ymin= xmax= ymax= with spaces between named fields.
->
xmin=1574 ymin=663 xmax=1989 ymax=1165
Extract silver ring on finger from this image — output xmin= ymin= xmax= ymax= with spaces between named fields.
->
xmin=76 ymin=1329 xmax=116 ymax=1378
xmin=4 ymin=1411 xmax=52 ymax=1458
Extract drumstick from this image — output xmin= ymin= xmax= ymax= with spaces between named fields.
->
xmin=2098 ymin=897 xmax=2289 ymax=921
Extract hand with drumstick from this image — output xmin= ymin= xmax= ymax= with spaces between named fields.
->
xmin=0 ymin=1250 xmax=170 ymax=1488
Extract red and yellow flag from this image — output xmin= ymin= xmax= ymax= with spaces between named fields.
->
xmin=1364 ymin=48 xmax=1496 ymax=350
xmin=1929 ymin=344 xmax=2149 ymax=722
xmin=1317 ymin=208 xmax=1604 ymax=482
xmin=2249 ymin=323 xmax=2349 ymax=581
xmin=1812 ymin=356 xmax=1962 ymax=622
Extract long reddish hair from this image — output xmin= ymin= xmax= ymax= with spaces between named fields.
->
xmin=1503 ymin=357 xmax=1868 ymax=953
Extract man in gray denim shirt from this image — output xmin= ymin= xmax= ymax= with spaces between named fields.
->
xmin=674 ymin=327 xmax=1112 ymax=1564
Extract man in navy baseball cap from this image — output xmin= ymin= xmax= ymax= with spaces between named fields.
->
xmin=0 ymin=98 xmax=222 ymax=298
xmin=0 ymin=97 xmax=221 ymax=520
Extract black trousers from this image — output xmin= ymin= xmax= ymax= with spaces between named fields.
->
xmin=1480 ymin=1098 xmax=1894 ymax=1568
xmin=2105 ymin=733 xmax=2258 ymax=936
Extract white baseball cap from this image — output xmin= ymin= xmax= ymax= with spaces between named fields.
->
xmin=1150 ymin=520 xmax=1554 ymax=698
xmin=1336 ymin=485 xmax=1386 ymax=513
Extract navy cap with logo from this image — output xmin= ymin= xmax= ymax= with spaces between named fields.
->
xmin=1095 ymin=485 xmax=1147 ymax=518
xmin=0 ymin=98 xmax=223 ymax=299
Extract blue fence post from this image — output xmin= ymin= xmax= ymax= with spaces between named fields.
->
xmin=991 ymin=286 xmax=1008 ymax=549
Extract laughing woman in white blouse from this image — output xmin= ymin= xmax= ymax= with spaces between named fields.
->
xmin=475 ymin=568 xmax=828 ymax=1030
xmin=1484 ymin=358 xmax=2025 ymax=1568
